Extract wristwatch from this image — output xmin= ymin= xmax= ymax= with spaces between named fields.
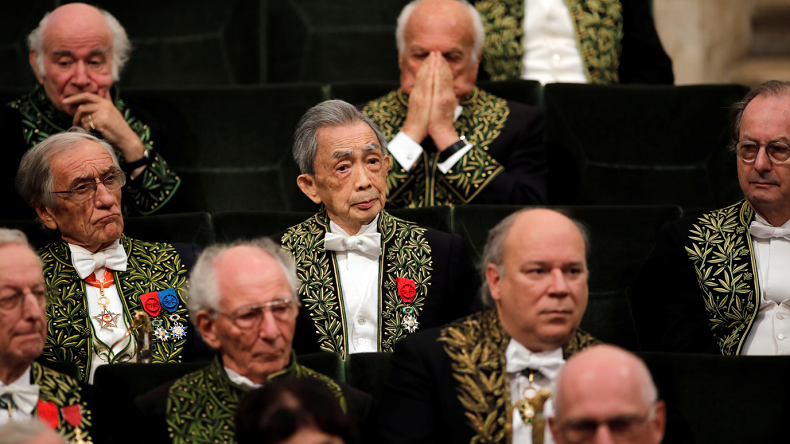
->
xmin=123 ymin=149 xmax=152 ymax=173
xmin=438 ymin=135 xmax=467 ymax=163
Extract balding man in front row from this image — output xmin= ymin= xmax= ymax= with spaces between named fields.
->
xmin=550 ymin=345 xmax=666 ymax=444
xmin=376 ymin=208 xmax=599 ymax=444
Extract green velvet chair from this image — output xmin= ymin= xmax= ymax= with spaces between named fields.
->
xmin=543 ymin=83 xmax=750 ymax=207
xmin=451 ymin=204 xmax=682 ymax=350
xmin=638 ymin=352 xmax=790 ymax=443
xmin=122 ymin=85 xmax=324 ymax=212
xmin=37 ymin=359 xmax=81 ymax=381
xmin=329 ymin=80 xmax=542 ymax=107
xmin=345 ymin=352 xmax=393 ymax=401
xmin=0 ymin=2 xmax=54 ymax=89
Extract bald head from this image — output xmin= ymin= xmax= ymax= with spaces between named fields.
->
xmin=46 ymin=3 xmax=110 ymax=40
xmin=550 ymin=345 xmax=665 ymax=444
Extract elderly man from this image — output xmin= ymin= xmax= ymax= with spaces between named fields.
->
xmin=15 ymin=129 xmax=200 ymax=382
xmin=474 ymin=0 xmax=673 ymax=84
xmin=361 ymin=0 xmax=546 ymax=208
xmin=281 ymin=100 xmax=478 ymax=359
xmin=549 ymin=345 xmax=666 ymax=444
xmin=376 ymin=208 xmax=598 ymax=444
xmin=634 ymin=80 xmax=790 ymax=355
xmin=0 ymin=229 xmax=100 ymax=443
xmin=0 ymin=3 xmax=182 ymax=219
xmin=136 ymin=239 xmax=370 ymax=444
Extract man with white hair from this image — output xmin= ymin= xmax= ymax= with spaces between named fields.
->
xmin=136 ymin=238 xmax=370 ymax=444
xmin=0 ymin=3 xmax=182 ymax=219
xmin=549 ymin=345 xmax=666 ymax=444
xmin=361 ymin=0 xmax=547 ymax=207
xmin=15 ymin=129 xmax=202 ymax=383
xmin=0 ymin=229 xmax=101 ymax=443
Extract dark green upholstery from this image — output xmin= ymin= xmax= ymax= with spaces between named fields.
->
xmin=296 ymin=352 xmax=345 ymax=382
xmin=346 ymin=352 xmax=393 ymax=401
xmin=451 ymin=205 xmax=682 ymax=350
xmin=639 ymin=353 xmax=789 ymax=443
xmin=543 ymin=83 xmax=750 ymax=207
xmin=0 ymin=220 xmax=60 ymax=250
xmin=0 ymin=2 xmax=53 ymax=89
xmin=329 ymin=80 xmax=542 ymax=106
xmin=37 ymin=359 xmax=81 ymax=381
xmin=387 ymin=207 xmax=452 ymax=233
xmin=212 ymin=211 xmax=314 ymax=243
xmin=94 ymin=361 xmax=210 ymax=399
xmin=122 ymin=85 xmax=324 ymax=212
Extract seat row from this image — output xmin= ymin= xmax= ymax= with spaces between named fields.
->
xmin=1 ymin=81 xmax=749 ymax=214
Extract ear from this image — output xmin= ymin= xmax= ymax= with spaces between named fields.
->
xmin=296 ymin=174 xmax=322 ymax=205
xmin=547 ymin=416 xmax=562 ymax=444
xmin=383 ymin=153 xmax=391 ymax=174
xmin=485 ymin=263 xmax=502 ymax=302
xmin=34 ymin=204 xmax=58 ymax=231
xmin=650 ymin=401 xmax=667 ymax=444
xmin=29 ymin=51 xmax=44 ymax=84
xmin=195 ymin=310 xmax=221 ymax=350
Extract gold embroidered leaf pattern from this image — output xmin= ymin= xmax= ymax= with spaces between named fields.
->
xmin=33 ymin=363 xmax=94 ymax=443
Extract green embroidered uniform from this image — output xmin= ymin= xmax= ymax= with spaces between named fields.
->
xmin=30 ymin=362 xmax=96 ymax=443
xmin=165 ymin=354 xmax=346 ymax=444
xmin=40 ymin=235 xmax=191 ymax=381
xmin=7 ymin=85 xmax=181 ymax=216
xmin=362 ymin=87 xmax=512 ymax=207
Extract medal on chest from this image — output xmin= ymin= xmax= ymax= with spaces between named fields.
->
xmin=85 ymin=270 xmax=121 ymax=330
xmin=397 ymin=277 xmax=419 ymax=333
xmin=512 ymin=369 xmax=552 ymax=444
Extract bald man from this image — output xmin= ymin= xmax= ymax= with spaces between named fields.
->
xmin=550 ymin=345 xmax=666 ymax=444
xmin=376 ymin=208 xmax=598 ymax=444
xmin=361 ymin=0 xmax=546 ymax=208
xmin=0 ymin=3 xmax=183 ymax=219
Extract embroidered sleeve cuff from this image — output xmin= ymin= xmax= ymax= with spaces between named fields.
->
xmin=438 ymin=142 xmax=473 ymax=174
xmin=388 ymin=132 xmax=424 ymax=171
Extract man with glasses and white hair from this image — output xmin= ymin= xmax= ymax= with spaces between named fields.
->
xmin=15 ymin=128 xmax=200 ymax=382
xmin=0 ymin=3 xmax=182 ymax=219
xmin=360 ymin=0 xmax=547 ymax=208
xmin=635 ymin=80 xmax=790 ymax=356
xmin=0 ymin=229 xmax=101 ymax=443
xmin=549 ymin=345 xmax=666 ymax=444
xmin=136 ymin=238 xmax=370 ymax=444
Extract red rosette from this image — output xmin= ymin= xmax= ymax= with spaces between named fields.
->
xmin=62 ymin=404 xmax=82 ymax=427
xmin=396 ymin=277 xmax=417 ymax=303
xmin=140 ymin=291 xmax=162 ymax=317
xmin=37 ymin=400 xmax=59 ymax=429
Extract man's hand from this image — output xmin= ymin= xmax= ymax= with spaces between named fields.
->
xmin=66 ymin=93 xmax=147 ymax=165
xmin=428 ymin=55 xmax=460 ymax=151
xmin=401 ymin=52 xmax=437 ymax=144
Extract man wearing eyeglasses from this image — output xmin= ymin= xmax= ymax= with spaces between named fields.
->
xmin=0 ymin=229 xmax=102 ymax=443
xmin=14 ymin=128 xmax=201 ymax=382
xmin=135 ymin=238 xmax=370 ymax=444
xmin=549 ymin=345 xmax=666 ymax=444
xmin=633 ymin=80 xmax=790 ymax=355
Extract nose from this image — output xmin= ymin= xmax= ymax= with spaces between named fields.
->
xmin=754 ymin=145 xmax=773 ymax=173
xmin=71 ymin=61 xmax=91 ymax=88
xmin=258 ymin=310 xmax=281 ymax=340
xmin=22 ymin=290 xmax=45 ymax=320
xmin=353 ymin=163 xmax=373 ymax=191
xmin=547 ymin=268 xmax=570 ymax=297
xmin=592 ymin=424 xmax=616 ymax=444
xmin=94 ymin=181 xmax=117 ymax=208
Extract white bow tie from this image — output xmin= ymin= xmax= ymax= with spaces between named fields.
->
xmin=0 ymin=384 xmax=40 ymax=415
xmin=506 ymin=353 xmax=565 ymax=380
xmin=750 ymin=220 xmax=790 ymax=241
xmin=71 ymin=242 xmax=128 ymax=279
xmin=324 ymin=232 xmax=381 ymax=256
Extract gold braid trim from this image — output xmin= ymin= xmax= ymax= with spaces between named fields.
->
xmin=685 ymin=200 xmax=759 ymax=355
xmin=438 ymin=309 xmax=598 ymax=443
xmin=32 ymin=362 xmax=94 ymax=443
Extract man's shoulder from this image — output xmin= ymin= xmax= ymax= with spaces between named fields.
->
xmin=665 ymin=200 xmax=751 ymax=238
xmin=279 ymin=211 xmax=328 ymax=246
xmin=361 ymin=89 xmax=401 ymax=115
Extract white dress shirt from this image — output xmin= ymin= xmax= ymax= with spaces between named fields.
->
xmin=68 ymin=242 xmax=134 ymax=382
xmin=742 ymin=214 xmax=790 ymax=355
xmin=0 ymin=366 xmax=33 ymax=425
xmin=506 ymin=339 xmax=562 ymax=444
xmin=387 ymin=106 xmax=472 ymax=173
xmin=225 ymin=367 xmax=262 ymax=389
xmin=521 ymin=0 xmax=588 ymax=84
xmin=329 ymin=216 xmax=381 ymax=354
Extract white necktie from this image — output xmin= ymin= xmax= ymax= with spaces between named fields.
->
xmin=71 ymin=242 xmax=128 ymax=279
xmin=751 ymin=219 xmax=790 ymax=304
xmin=324 ymin=232 xmax=382 ymax=256
xmin=0 ymin=385 xmax=40 ymax=415
xmin=506 ymin=353 xmax=565 ymax=380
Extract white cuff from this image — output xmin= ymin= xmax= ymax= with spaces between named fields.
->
xmin=388 ymin=132 xmax=424 ymax=172
xmin=437 ymin=143 xmax=473 ymax=174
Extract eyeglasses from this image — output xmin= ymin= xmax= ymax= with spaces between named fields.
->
xmin=215 ymin=298 xmax=298 ymax=329
xmin=556 ymin=405 xmax=656 ymax=443
xmin=735 ymin=141 xmax=790 ymax=164
xmin=0 ymin=287 xmax=47 ymax=312
xmin=51 ymin=170 xmax=127 ymax=202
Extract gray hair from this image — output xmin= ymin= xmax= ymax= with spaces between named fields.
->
xmin=293 ymin=100 xmax=388 ymax=175
xmin=730 ymin=80 xmax=790 ymax=151
xmin=0 ymin=229 xmax=31 ymax=249
xmin=479 ymin=208 xmax=591 ymax=308
xmin=396 ymin=0 xmax=485 ymax=64
xmin=16 ymin=127 xmax=120 ymax=210
xmin=187 ymin=238 xmax=300 ymax=322
xmin=28 ymin=7 xmax=131 ymax=82
xmin=0 ymin=419 xmax=66 ymax=444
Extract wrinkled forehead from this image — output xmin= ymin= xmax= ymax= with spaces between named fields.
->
xmin=316 ymin=122 xmax=381 ymax=157
xmin=0 ymin=244 xmax=44 ymax=286
xmin=49 ymin=141 xmax=117 ymax=185
xmin=43 ymin=9 xmax=112 ymax=52
xmin=215 ymin=247 xmax=292 ymax=309
xmin=405 ymin=2 xmax=475 ymax=49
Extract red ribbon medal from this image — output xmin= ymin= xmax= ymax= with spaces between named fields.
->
xmin=62 ymin=404 xmax=82 ymax=427
xmin=37 ymin=400 xmax=59 ymax=429
xmin=140 ymin=292 xmax=162 ymax=317
xmin=396 ymin=277 xmax=417 ymax=303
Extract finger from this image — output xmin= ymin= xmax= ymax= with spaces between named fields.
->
xmin=72 ymin=103 xmax=102 ymax=127
xmin=62 ymin=92 xmax=103 ymax=106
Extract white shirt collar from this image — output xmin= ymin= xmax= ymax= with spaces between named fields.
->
xmin=329 ymin=214 xmax=380 ymax=236
xmin=224 ymin=366 xmax=262 ymax=389
xmin=505 ymin=338 xmax=564 ymax=373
